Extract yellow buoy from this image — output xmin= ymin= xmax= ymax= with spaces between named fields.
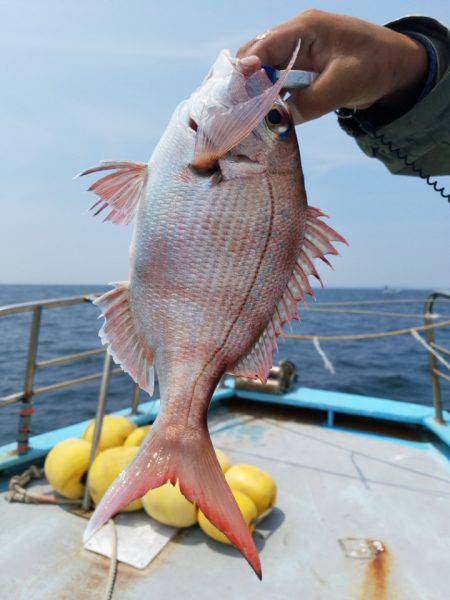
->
xmin=225 ymin=464 xmax=276 ymax=516
xmin=142 ymin=481 xmax=197 ymax=527
xmin=124 ymin=425 xmax=151 ymax=447
xmin=88 ymin=445 xmax=142 ymax=511
xmin=198 ymin=488 xmax=257 ymax=544
xmin=215 ymin=448 xmax=231 ymax=473
xmin=44 ymin=438 xmax=92 ymax=499
xmin=82 ymin=415 xmax=136 ymax=450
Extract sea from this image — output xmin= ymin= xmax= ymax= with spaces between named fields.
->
xmin=0 ymin=284 xmax=449 ymax=446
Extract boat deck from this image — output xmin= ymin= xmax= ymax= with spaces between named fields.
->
xmin=2 ymin=398 xmax=450 ymax=600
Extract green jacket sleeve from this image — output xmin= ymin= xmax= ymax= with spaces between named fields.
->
xmin=339 ymin=16 xmax=450 ymax=177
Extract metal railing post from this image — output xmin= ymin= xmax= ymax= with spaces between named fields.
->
xmin=424 ymin=291 xmax=448 ymax=423
xmin=82 ymin=351 xmax=113 ymax=511
xmin=18 ymin=307 xmax=42 ymax=455
xmin=130 ymin=384 xmax=141 ymax=415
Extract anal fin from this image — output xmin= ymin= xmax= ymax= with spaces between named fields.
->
xmin=94 ymin=282 xmax=154 ymax=395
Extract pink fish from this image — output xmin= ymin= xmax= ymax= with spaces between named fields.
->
xmin=78 ymin=41 xmax=346 ymax=578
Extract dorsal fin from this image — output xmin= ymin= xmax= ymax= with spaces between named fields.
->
xmin=77 ymin=160 xmax=148 ymax=225
xmin=94 ymin=282 xmax=155 ymax=394
xmin=230 ymin=206 xmax=347 ymax=383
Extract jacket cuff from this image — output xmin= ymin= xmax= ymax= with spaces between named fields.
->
xmin=338 ymin=16 xmax=450 ymax=175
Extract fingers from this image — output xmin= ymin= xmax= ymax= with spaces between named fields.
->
xmin=237 ymin=22 xmax=315 ymax=71
xmin=235 ymin=55 xmax=262 ymax=77
xmin=286 ymin=60 xmax=356 ymax=123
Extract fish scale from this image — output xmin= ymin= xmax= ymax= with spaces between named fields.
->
xmin=78 ymin=43 xmax=346 ymax=578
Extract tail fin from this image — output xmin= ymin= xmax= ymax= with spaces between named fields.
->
xmin=83 ymin=418 xmax=262 ymax=578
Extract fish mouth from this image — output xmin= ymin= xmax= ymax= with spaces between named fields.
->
xmin=191 ymin=151 xmax=261 ymax=175
xmin=189 ymin=160 xmax=219 ymax=177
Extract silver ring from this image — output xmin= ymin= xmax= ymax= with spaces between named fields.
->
xmin=254 ymin=29 xmax=271 ymax=41
xmin=335 ymin=106 xmax=357 ymax=119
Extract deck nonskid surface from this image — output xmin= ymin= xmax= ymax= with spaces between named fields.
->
xmin=2 ymin=402 xmax=450 ymax=599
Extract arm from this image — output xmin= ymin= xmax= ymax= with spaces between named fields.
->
xmin=344 ymin=16 xmax=450 ymax=176
xmin=237 ymin=10 xmax=450 ymax=176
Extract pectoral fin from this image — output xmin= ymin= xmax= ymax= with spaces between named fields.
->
xmin=77 ymin=160 xmax=148 ymax=225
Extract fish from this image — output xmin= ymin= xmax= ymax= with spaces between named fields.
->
xmin=78 ymin=40 xmax=346 ymax=578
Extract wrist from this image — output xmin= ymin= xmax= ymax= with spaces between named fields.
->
xmin=377 ymin=33 xmax=428 ymax=112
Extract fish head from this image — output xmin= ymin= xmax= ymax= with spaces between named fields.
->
xmin=182 ymin=43 xmax=300 ymax=175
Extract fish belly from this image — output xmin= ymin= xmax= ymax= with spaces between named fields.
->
xmin=130 ymin=155 xmax=306 ymax=391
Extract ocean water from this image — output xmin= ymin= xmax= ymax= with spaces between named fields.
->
xmin=0 ymin=284 xmax=449 ymax=446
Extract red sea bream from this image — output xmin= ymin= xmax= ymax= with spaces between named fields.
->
xmin=79 ymin=42 xmax=346 ymax=578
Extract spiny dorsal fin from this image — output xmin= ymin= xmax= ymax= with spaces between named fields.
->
xmin=77 ymin=160 xmax=148 ymax=225
xmin=94 ymin=282 xmax=154 ymax=394
xmin=230 ymin=206 xmax=347 ymax=383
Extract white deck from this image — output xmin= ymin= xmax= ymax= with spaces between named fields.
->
xmin=2 ymin=402 xmax=450 ymax=599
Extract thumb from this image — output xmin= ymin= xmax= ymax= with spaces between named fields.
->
xmin=287 ymin=60 xmax=355 ymax=123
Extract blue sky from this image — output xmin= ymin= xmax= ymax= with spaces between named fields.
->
xmin=0 ymin=1 xmax=448 ymax=287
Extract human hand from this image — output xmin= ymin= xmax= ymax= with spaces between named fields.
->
xmin=237 ymin=9 xmax=428 ymax=123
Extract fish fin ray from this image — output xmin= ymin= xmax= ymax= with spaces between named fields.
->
xmin=77 ymin=160 xmax=148 ymax=225
xmin=230 ymin=206 xmax=346 ymax=383
xmin=83 ymin=419 xmax=261 ymax=579
xmin=94 ymin=282 xmax=154 ymax=395
xmin=229 ymin=329 xmax=276 ymax=384
xmin=193 ymin=40 xmax=301 ymax=167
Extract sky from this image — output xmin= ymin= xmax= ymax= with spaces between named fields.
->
xmin=0 ymin=0 xmax=448 ymax=288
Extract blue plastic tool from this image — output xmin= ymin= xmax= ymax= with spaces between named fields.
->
xmin=262 ymin=64 xmax=318 ymax=88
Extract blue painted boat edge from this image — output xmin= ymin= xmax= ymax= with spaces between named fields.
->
xmin=1 ymin=385 xmax=449 ymax=473
xmin=423 ymin=416 xmax=450 ymax=447
xmin=232 ymin=384 xmax=450 ymax=448
xmin=0 ymin=388 xmax=233 ymax=473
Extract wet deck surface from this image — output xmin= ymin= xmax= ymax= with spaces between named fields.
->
xmin=2 ymin=401 xmax=450 ymax=599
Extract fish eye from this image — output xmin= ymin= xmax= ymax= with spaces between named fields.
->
xmin=265 ymin=103 xmax=291 ymax=135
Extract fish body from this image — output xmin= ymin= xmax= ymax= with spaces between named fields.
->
xmin=79 ymin=46 xmax=346 ymax=577
xmin=132 ymin=97 xmax=305 ymax=410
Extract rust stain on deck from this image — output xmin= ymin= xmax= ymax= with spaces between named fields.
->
xmin=360 ymin=542 xmax=392 ymax=600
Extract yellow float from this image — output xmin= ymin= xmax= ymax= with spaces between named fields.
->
xmin=88 ymin=445 xmax=142 ymax=511
xmin=225 ymin=464 xmax=276 ymax=516
xmin=82 ymin=415 xmax=136 ymax=450
xmin=123 ymin=424 xmax=151 ymax=447
xmin=142 ymin=480 xmax=197 ymax=527
xmin=44 ymin=438 xmax=92 ymax=499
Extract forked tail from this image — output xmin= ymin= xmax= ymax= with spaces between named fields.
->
xmin=83 ymin=417 xmax=262 ymax=578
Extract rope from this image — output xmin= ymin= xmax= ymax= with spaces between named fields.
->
xmin=7 ymin=467 xmax=119 ymax=598
xmin=434 ymin=368 xmax=450 ymax=382
xmin=313 ymin=337 xmax=335 ymax=374
xmin=305 ymin=299 xmax=450 ymax=307
xmin=411 ymin=329 xmax=450 ymax=370
xmin=431 ymin=342 xmax=450 ymax=357
xmin=286 ymin=319 xmax=450 ymax=342
xmin=104 ymin=519 xmax=118 ymax=600
xmin=5 ymin=465 xmax=82 ymax=505
xmin=303 ymin=307 xmax=440 ymax=319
